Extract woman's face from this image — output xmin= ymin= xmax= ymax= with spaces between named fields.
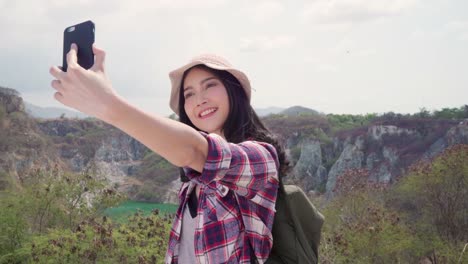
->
xmin=183 ymin=67 xmax=230 ymax=137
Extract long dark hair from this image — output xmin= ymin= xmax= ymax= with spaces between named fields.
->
xmin=178 ymin=65 xmax=290 ymax=181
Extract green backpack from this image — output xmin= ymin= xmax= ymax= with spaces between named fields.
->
xmin=265 ymin=179 xmax=325 ymax=264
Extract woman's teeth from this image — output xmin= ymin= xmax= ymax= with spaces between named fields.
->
xmin=200 ymin=108 xmax=217 ymax=117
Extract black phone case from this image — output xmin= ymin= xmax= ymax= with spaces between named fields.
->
xmin=62 ymin=20 xmax=95 ymax=72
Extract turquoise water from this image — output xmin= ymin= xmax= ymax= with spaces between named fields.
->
xmin=104 ymin=201 xmax=178 ymax=222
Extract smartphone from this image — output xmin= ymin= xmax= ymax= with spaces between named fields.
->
xmin=62 ymin=20 xmax=95 ymax=72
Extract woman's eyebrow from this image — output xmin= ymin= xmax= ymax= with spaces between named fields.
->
xmin=200 ymin=76 xmax=217 ymax=85
xmin=184 ymin=77 xmax=218 ymax=92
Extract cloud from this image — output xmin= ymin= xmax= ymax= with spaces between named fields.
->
xmin=445 ymin=20 xmax=468 ymax=41
xmin=445 ymin=20 xmax=468 ymax=31
xmin=243 ymin=0 xmax=284 ymax=23
xmin=410 ymin=20 xmax=468 ymax=42
xmin=0 ymin=0 xmax=226 ymax=27
xmin=313 ymin=63 xmax=339 ymax=73
xmin=1 ymin=0 xmax=466 ymax=117
xmin=301 ymin=0 xmax=419 ymax=26
xmin=142 ymin=0 xmax=226 ymax=9
xmin=0 ymin=1 xmax=122 ymax=49
xmin=106 ymin=0 xmax=227 ymax=21
xmin=329 ymin=37 xmax=377 ymax=57
xmin=239 ymin=35 xmax=296 ymax=52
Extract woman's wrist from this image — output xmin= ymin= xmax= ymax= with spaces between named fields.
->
xmin=101 ymin=93 xmax=128 ymax=125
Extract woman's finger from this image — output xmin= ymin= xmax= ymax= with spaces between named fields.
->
xmin=51 ymin=79 xmax=64 ymax=93
xmin=49 ymin=66 xmax=65 ymax=79
xmin=66 ymin=43 xmax=79 ymax=68
xmin=91 ymin=44 xmax=106 ymax=72
xmin=54 ymin=91 xmax=65 ymax=104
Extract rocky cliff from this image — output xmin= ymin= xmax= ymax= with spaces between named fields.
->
xmin=36 ymin=119 xmax=148 ymax=191
xmin=0 ymin=87 xmax=25 ymax=113
xmin=263 ymin=114 xmax=468 ymax=197
xmin=2 ymin=87 xmax=467 ymax=203
xmin=0 ymin=87 xmax=57 ymax=187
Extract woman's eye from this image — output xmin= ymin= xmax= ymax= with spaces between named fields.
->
xmin=206 ymin=82 xmax=217 ymax=89
xmin=184 ymin=92 xmax=193 ymax=99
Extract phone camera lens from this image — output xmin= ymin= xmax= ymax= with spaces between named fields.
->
xmin=67 ymin=26 xmax=75 ymax=33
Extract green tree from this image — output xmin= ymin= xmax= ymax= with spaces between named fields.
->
xmin=390 ymin=144 xmax=468 ymax=263
xmin=432 ymin=105 xmax=468 ymax=119
xmin=0 ymin=163 xmax=124 ymax=263
xmin=0 ymin=192 xmax=29 ymax=263
xmin=321 ymin=169 xmax=419 ymax=263
xmin=417 ymin=107 xmax=431 ymax=118
xmin=0 ymin=104 xmax=6 ymax=123
xmin=28 ymin=210 xmax=172 ymax=264
xmin=20 ymin=163 xmax=124 ymax=233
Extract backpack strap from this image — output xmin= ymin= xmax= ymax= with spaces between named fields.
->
xmin=278 ymin=174 xmax=286 ymax=196
xmin=235 ymin=174 xmax=286 ymax=264
xmin=274 ymin=175 xmax=323 ymax=264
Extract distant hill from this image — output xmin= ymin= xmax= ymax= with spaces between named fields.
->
xmin=2 ymin=85 xmax=468 ymax=202
xmin=255 ymin=106 xmax=321 ymax=117
xmin=24 ymin=103 xmax=315 ymax=119
xmin=24 ymin=102 xmax=88 ymax=119
xmin=279 ymin=105 xmax=321 ymax=116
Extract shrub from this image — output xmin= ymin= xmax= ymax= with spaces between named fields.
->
xmin=0 ymin=163 xmax=125 ymax=262
xmin=390 ymin=144 xmax=468 ymax=263
xmin=0 ymin=104 xmax=6 ymax=123
xmin=28 ymin=210 xmax=171 ymax=264
xmin=321 ymin=169 xmax=421 ymax=263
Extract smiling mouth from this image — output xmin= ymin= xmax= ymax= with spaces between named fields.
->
xmin=199 ymin=107 xmax=218 ymax=118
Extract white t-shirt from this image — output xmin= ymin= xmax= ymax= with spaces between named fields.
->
xmin=178 ymin=204 xmax=198 ymax=263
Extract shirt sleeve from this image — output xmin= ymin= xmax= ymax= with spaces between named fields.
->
xmin=184 ymin=132 xmax=280 ymax=200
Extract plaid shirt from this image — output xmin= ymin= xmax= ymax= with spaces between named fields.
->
xmin=165 ymin=133 xmax=279 ymax=264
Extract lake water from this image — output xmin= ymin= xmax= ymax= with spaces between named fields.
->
xmin=104 ymin=200 xmax=178 ymax=222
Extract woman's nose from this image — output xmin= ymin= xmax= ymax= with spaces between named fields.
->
xmin=195 ymin=93 xmax=207 ymax=107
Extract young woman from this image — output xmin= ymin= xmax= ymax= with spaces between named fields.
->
xmin=50 ymin=44 xmax=289 ymax=263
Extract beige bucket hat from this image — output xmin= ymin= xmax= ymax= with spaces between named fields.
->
xmin=169 ymin=54 xmax=252 ymax=115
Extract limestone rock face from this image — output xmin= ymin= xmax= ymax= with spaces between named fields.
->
xmin=4 ymin=87 xmax=468 ymax=203
xmin=0 ymin=87 xmax=56 ymax=186
xmin=293 ymin=140 xmax=327 ymax=191
xmin=33 ymin=117 xmax=154 ymax=196
xmin=72 ymin=133 xmax=146 ymax=192
xmin=424 ymin=121 xmax=468 ymax=159
xmin=0 ymin=87 xmax=25 ymax=113
xmin=368 ymin=125 xmax=415 ymax=140
xmin=325 ymin=136 xmax=365 ymax=193
xmin=163 ymin=179 xmax=183 ymax=204
xmin=94 ymin=135 xmax=146 ymax=163
xmin=291 ymin=122 xmax=468 ymax=195
xmin=36 ymin=119 xmax=83 ymax=137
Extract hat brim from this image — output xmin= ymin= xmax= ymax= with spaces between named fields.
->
xmin=169 ymin=60 xmax=251 ymax=115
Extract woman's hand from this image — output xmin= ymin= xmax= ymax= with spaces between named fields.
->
xmin=49 ymin=44 xmax=119 ymax=123
xmin=49 ymin=44 xmax=209 ymax=169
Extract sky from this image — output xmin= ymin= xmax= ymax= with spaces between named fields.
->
xmin=0 ymin=0 xmax=467 ymax=116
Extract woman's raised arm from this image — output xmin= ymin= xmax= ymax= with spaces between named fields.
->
xmin=49 ymin=44 xmax=208 ymax=172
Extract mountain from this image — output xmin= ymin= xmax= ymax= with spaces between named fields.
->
xmin=24 ymin=102 xmax=89 ymax=119
xmin=2 ymin=86 xmax=468 ymax=203
xmin=22 ymin=102 xmax=316 ymax=119
xmin=254 ymin=106 xmax=321 ymax=117
xmin=279 ymin=105 xmax=321 ymax=116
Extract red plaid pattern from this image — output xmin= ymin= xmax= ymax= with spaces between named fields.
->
xmin=165 ymin=133 xmax=279 ymax=264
